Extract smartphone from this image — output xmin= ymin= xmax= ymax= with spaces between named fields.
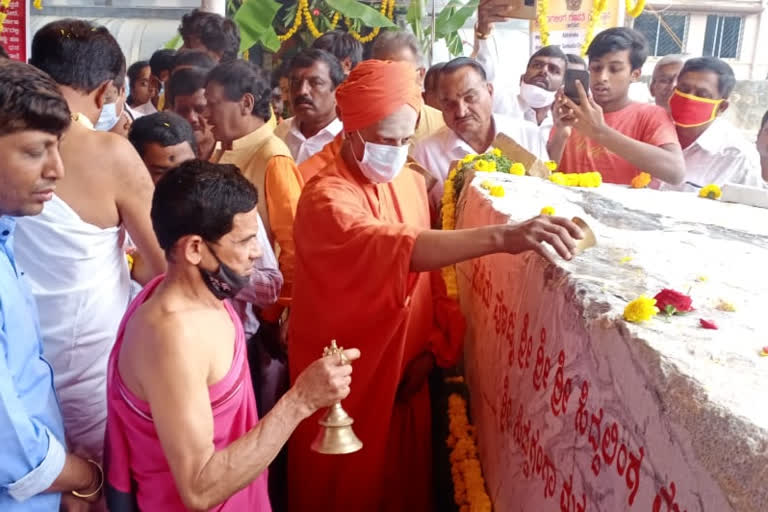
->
xmin=563 ymin=69 xmax=590 ymax=105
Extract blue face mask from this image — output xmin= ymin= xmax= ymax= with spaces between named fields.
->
xmin=95 ymin=103 xmax=120 ymax=132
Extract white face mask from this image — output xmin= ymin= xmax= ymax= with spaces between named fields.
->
xmin=353 ymin=131 xmax=409 ymax=184
xmin=95 ymin=102 xmax=121 ymax=132
xmin=519 ymin=82 xmax=556 ymax=109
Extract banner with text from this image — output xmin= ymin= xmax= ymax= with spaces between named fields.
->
xmin=530 ymin=0 xmax=624 ymax=55
xmin=0 ymin=0 xmax=29 ymax=62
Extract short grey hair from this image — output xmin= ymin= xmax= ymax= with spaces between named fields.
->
xmin=654 ymin=54 xmax=689 ymax=69
xmin=371 ymin=30 xmax=424 ymax=66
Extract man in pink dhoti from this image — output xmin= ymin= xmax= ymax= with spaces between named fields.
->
xmin=105 ymin=159 xmax=359 ymax=511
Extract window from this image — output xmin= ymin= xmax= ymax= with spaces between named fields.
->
xmin=703 ymin=15 xmax=743 ymax=59
xmin=634 ymin=11 xmax=688 ymax=56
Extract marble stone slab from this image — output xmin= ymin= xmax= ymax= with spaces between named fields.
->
xmin=455 ymin=173 xmax=768 ymax=512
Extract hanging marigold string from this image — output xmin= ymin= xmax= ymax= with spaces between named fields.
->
xmin=279 ymin=0 xmax=354 ymax=42
xmin=345 ymin=0 xmax=394 ymax=44
xmin=536 ymin=0 xmax=550 ymax=46
xmin=625 ymin=0 xmax=645 ymax=18
xmin=580 ymin=0 xmax=607 ymax=56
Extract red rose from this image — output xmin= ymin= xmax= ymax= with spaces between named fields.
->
xmin=699 ymin=319 xmax=718 ymax=330
xmin=312 ymin=8 xmax=320 ymax=15
xmin=654 ymin=288 xmax=693 ymax=316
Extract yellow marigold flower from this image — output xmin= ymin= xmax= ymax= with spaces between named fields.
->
xmin=461 ymin=153 xmax=477 ymax=164
xmin=474 ymin=159 xmax=488 ymax=172
xmin=620 ymin=256 xmax=633 ymax=264
xmin=549 ymin=172 xmax=567 ymax=185
xmin=699 ymin=184 xmax=722 ymax=199
xmin=509 ymin=162 xmax=526 ymax=176
xmin=480 ymin=180 xmax=493 ymax=189
xmin=623 ymin=295 xmax=659 ymax=323
xmin=491 ymin=147 xmax=502 ymax=157
xmin=485 ymin=159 xmax=497 ymax=172
xmin=695 ymin=275 xmax=708 ymax=283
xmin=545 ymin=160 xmax=558 ymax=171
xmin=540 ymin=206 xmax=555 ymax=216
xmin=489 ymin=185 xmax=505 ymax=197
xmin=630 ymin=172 xmax=652 ymax=189
xmin=33 ymin=0 xmax=43 ymax=9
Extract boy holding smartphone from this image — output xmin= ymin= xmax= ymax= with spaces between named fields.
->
xmin=548 ymin=28 xmax=685 ymax=186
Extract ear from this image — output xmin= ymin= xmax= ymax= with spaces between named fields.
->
xmin=717 ymin=99 xmax=729 ymax=116
xmin=341 ymin=57 xmax=353 ymax=75
xmin=241 ymin=93 xmax=255 ymax=116
xmin=95 ymin=80 xmax=112 ymax=110
xmin=487 ymin=81 xmax=494 ymax=98
xmin=417 ymin=67 xmax=426 ymax=87
xmin=182 ymin=235 xmax=205 ymax=266
xmin=630 ymin=68 xmax=642 ymax=82
xmin=335 ymin=104 xmax=342 ymax=119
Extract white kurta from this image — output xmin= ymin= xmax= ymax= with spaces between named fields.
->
xmin=14 ymin=194 xmax=130 ymax=461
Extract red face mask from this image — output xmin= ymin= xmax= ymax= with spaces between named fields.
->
xmin=668 ymin=89 xmax=723 ymax=128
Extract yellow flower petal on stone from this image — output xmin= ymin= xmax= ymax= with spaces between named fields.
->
xmin=540 ymin=206 xmax=555 ymax=216
xmin=699 ymin=184 xmax=722 ymax=200
xmin=491 ymin=147 xmax=502 ymax=157
xmin=509 ymin=162 xmax=525 ymax=176
xmin=623 ymin=295 xmax=659 ymax=323
xmin=461 ymin=154 xmax=477 ymax=164
xmin=620 ymin=256 xmax=633 ymax=264
xmin=489 ymin=185 xmax=505 ymax=197
xmin=545 ymin=160 xmax=558 ymax=171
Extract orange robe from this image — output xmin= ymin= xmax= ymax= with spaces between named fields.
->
xmin=297 ymin=133 xmax=343 ymax=183
xmin=287 ymin=152 xmax=464 ymax=512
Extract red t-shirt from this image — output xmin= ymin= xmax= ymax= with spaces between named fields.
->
xmin=559 ymin=102 xmax=678 ymax=184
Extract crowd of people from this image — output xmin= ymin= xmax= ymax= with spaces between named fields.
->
xmin=1 ymin=4 xmax=766 ymax=512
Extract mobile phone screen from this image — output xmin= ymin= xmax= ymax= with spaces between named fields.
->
xmin=564 ymin=69 xmax=590 ymax=105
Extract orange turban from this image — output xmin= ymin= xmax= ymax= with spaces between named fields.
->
xmin=335 ymin=59 xmax=423 ymax=132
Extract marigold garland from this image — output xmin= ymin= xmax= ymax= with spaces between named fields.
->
xmin=345 ymin=0 xmax=395 ymax=44
xmin=279 ymin=0 xmax=345 ymax=42
xmin=581 ymin=0 xmax=608 ymax=56
xmin=625 ymin=0 xmax=645 ymax=18
xmin=536 ymin=0 xmax=550 ymax=47
xmin=440 ymin=150 xmax=524 ymax=299
xmin=446 ymin=394 xmax=492 ymax=512
xmin=549 ymin=171 xmax=602 ymax=187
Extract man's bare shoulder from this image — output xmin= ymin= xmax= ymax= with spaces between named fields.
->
xmin=123 ymin=296 xmax=231 ymax=363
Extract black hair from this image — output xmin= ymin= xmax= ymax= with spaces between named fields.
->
xmin=679 ymin=56 xmax=736 ymax=99
xmin=151 ymin=159 xmax=258 ymax=253
xmin=172 ymin=48 xmax=216 ymax=72
xmin=312 ymin=30 xmax=363 ymax=70
xmin=30 ymin=19 xmax=126 ymax=94
xmin=0 ymin=44 xmax=8 ymax=59
xmin=149 ymin=49 xmax=177 ymax=78
xmin=128 ymin=111 xmax=198 ymax=159
xmin=440 ymin=57 xmax=487 ymax=81
xmin=289 ymin=49 xmax=345 ymax=88
xmin=0 ymin=59 xmax=71 ymax=137
xmin=166 ymin=67 xmax=208 ymax=107
xmin=424 ymin=62 xmax=446 ymax=92
xmin=206 ymin=60 xmax=271 ymax=122
xmin=586 ymin=27 xmax=649 ymax=71
xmin=566 ymin=53 xmax=587 ymax=69
xmin=527 ymin=45 xmax=567 ymax=69
xmin=126 ymin=61 xmax=150 ymax=105
xmin=179 ymin=9 xmax=240 ymax=62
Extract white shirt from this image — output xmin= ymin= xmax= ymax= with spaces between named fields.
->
xmin=659 ymin=118 xmax=765 ymax=192
xmin=274 ymin=116 xmax=343 ymax=165
xmin=474 ymin=35 xmax=553 ymax=133
xmin=411 ymin=114 xmax=549 ymax=209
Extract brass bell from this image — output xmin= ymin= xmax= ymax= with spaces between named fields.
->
xmin=310 ymin=340 xmax=363 ymax=455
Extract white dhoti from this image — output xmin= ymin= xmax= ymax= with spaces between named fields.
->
xmin=15 ymin=195 xmax=131 ymax=461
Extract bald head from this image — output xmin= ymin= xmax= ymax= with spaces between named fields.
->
xmin=371 ymin=30 xmax=425 ymax=86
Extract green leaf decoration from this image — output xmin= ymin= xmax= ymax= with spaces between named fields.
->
xmin=664 ymin=304 xmax=677 ymax=316
xmin=164 ymin=33 xmax=182 ymax=50
xmin=234 ymin=0 xmax=282 ymax=53
xmin=406 ymin=0 xmax=425 ymax=43
xmin=434 ymin=0 xmax=479 ymax=38
xmin=445 ymin=30 xmax=464 ymax=56
xmin=325 ymin=0 xmax=396 ymax=27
